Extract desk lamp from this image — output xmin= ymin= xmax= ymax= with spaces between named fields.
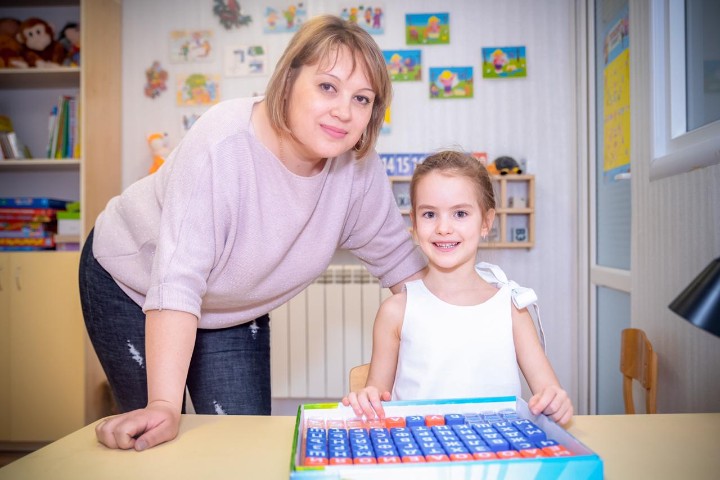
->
xmin=669 ymin=258 xmax=720 ymax=337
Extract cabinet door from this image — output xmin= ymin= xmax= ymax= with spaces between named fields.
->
xmin=9 ymin=252 xmax=85 ymax=442
xmin=0 ymin=255 xmax=10 ymax=440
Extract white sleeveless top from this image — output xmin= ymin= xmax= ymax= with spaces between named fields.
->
xmin=391 ymin=277 xmax=522 ymax=401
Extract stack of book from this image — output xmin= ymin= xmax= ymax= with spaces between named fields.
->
xmin=47 ymin=95 xmax=81 ymax=159
xmin=0 ymin=198 xmax=72 ymax=251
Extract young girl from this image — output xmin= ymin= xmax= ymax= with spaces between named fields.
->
xmin=342 ymin=150 xmax=573 ymax=425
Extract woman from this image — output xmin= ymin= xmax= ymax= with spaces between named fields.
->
xmin=80 ymin=15 xmax=426 ymax=451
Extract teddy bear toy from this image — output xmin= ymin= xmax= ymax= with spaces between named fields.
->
xmin=15 ymin=17 xmax=66 ymax=67
xmin=147 ymin=132 xmax=170 ymax=174
xmin=0 ymin=18 xmax=22 ymax=68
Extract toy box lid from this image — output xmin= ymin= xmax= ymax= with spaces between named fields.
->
xmin=289 ymin=396 xmax=603 ymax=480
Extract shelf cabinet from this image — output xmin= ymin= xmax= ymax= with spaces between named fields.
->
xmin=389 ymin=174 xmax=535 ymax=249
xmin=0 ymin=0 xmax=121 ymax=440
xmin=0 ymin=252 xmax=85 ymax=442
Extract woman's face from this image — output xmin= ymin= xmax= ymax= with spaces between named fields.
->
xmin=286 ymin=47 xmax=375 ymax=164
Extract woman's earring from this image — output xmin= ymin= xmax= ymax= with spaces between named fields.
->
xmin=354 ymin=133 xmax=365 ymax=152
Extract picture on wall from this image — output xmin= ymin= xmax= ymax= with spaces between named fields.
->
xmin=263 ymin=2 xmax=307 ymax=33
xmin=169 ymin=30 xmax=214 ymax=63
xmin=405 ymin=13 xmax=449 ymax=45
xmin=339 ymin=4 xmax=385 ymax=34
xmin=383 ymin=49 xmax=421 ymax=81
xmin=176 ymin=73 xmax=220 ymax=106
xmin=481 ymin=46 xmax=527 ymax=78
xmin=429 ymin=66 xmax=473 ymax=99
xmin=224 ymin=44 xmax=268 ymax=77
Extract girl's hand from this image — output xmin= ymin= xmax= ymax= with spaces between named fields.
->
xmin=342 ymin=387 xmax=391 ymax=420
xmin=94 ymin=400 xmax=181 ymax=451
xmin=528 ymin=385 xmax=573 ymax=425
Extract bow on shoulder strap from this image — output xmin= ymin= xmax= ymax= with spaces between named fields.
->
xmin=475 ymin=261 xmax=546 ymax=352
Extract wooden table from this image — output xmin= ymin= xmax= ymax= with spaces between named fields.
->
xmin=0 ymin=413 xmax=718 ymax=479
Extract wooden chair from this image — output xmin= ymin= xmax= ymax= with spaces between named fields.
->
xmin=349 ymin=363 xmax=370 ymax=392
xmin=620 ymin=328 xmax=658 ymax=414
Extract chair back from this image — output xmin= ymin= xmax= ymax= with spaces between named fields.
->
xmin=620 ymin=328 xmax=658 ymax=414
xmin=349 ymin=363 xmax=370 ymax=393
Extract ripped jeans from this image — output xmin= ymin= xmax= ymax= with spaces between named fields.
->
xmin=79 ymin=229 xmax=271 ymax=415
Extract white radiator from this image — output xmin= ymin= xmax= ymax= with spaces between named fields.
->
xmin=270 ymin=265 xmax=391 ymax=399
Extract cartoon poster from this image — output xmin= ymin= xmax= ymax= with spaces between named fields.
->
xmin=176 ymin=73 xmax=220 ymax=106
xmin=169 ymin=30 xmax=214 ymax=63
xmin=481 ymin=46 xmax=527 ymax=78
xmin=429 ymin=67 xmax=473 ymax=99
xmin=405 ymin=13 xmax=449 ymax=45
xmin=224 ymin=44 xmax=268 ymax=77
xmin=263 ymin=2 xmax=307 ymax=33
xmin=383 ymin=50 xmax=421 ymax=81
xmin=340 ymin=4 xmax=385 ymax=34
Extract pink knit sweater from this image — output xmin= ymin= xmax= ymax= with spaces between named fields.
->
xmin=93 ymin=97 xmax=425 ymax=328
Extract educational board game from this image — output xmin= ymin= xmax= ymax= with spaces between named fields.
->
xmin=290 ymin=396 xmax=602 ymax=479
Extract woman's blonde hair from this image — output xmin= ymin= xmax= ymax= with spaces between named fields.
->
xmin=265 ymin=15 xmax=391 ymax=158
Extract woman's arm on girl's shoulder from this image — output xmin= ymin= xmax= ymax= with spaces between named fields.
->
xmin=512 ymin=306 xmax=573 ymax=425
xmin=342 ymin=292 xmax=406 ymax=419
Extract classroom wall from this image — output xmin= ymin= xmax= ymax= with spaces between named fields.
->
xmin=630 ymin=1 xmax=720 ymax=413
xmin=121 ymin=0 xmax=580 ymax=406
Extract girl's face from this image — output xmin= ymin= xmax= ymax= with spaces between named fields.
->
xmin=413 ymin=172 xmax=494 ymax=272
xmin=286 ymin=47 xmax=375 ymax=165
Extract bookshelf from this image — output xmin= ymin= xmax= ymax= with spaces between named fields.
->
xmin=389 ymin=174 xmax=535 ymax=249
xmin=0 ymin=0 xmax=121 ymax=442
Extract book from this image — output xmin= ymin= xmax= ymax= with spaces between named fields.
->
xmin=0 ymin=236 xmax=55 ymax=248
xmin=0 ymin=208 xmax=58 ymax=222
xmin=0 ymin=197 xmax=70 ymax=209
xmin=46 ymin=105 xmax=58 ymax=158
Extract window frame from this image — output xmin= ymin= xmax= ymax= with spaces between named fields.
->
xmin=650 ymin=0 xmax=720 ymax=180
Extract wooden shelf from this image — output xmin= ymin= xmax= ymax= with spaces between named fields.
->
xmin=0 ymin=159 xmax=80 ymax=171
xmin=388 ymin=173 xmax=535 ymax=249
xmin=0 ymin=68 xmax=80 ymax=89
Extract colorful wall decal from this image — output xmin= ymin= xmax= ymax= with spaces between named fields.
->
xmin=481 ymin=46 xmax=527 ymax=78
xmin=176 ymin=73 xmax=220 ymax=106
xmin=263 ymin=2 xmax=307 ymax=33
xmin=429 ymin=66 xmax=473 ymax=99
xmin=169 ymin=30 xmax=214 ymax=63
xmin=383 ymin=49 xmax=421 ymax=81
xmin=224 ymin=44 xmax=267 ymax=77
xmin=340 ymin=4 xmax=385 ymax=34
xmin=405 ymin=13 xmax=449 ymax=45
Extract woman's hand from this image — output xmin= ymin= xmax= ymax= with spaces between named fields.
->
xmin=342 ymin=387 xmax=391 ymax=420
xmin=94 ymin=400 xmax=181 ymax=451
xmin=528 ymin=385 xmax=573 ymax=425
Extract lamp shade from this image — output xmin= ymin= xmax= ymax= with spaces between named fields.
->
xmin=669 ymin=258 xmax=720 ymax=337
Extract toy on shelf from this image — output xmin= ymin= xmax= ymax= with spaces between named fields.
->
xmin=0 ymin=17 xmax=24 ymax=68
xmin=147 ymin=132 xmax=170 ymax=174
xmin=15 ymin=17 xmax=66 ymax=68
xmin=58 ymin=22 xmax=80 ymax=66
xmin=489 ymin=156 xmax=523 ymax=176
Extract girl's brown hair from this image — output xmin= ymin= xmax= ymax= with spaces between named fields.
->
xmin=265 ymin=15 xmax=391 ymax=158
xmin=410 ymin=150 xmax=496 ymax=216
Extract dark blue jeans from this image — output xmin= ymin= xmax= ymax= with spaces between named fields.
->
xmin=79 ymin=229 xmax=271 ymax=415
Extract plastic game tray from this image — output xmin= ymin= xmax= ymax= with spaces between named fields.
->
xmin=289 ymin=396 xmax=603 ymax=480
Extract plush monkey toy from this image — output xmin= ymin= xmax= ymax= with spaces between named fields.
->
xmin=16 ymin=17 xmax=66 ymax=67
